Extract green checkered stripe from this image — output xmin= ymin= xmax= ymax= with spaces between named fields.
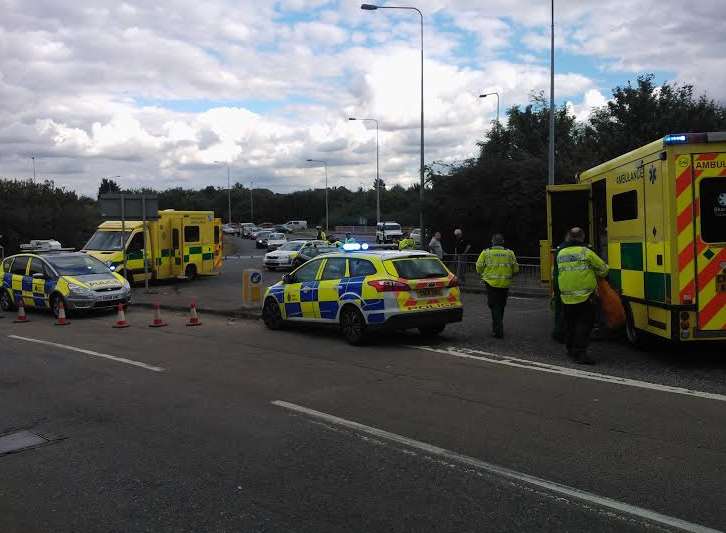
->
xmin=183 ymin=245 xmax=214 ymax=263
xmin=608 ymin=242 xmax=671 ymax=303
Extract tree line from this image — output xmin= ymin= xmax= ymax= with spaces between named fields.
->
xmin=2 ymin=74 xmax=725 ymax=257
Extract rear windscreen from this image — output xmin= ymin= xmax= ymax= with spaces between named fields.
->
xmin=700 ymin=178 xmax=726 ymax=243
xmin=391 ymin=257 xmax=448 ymax=279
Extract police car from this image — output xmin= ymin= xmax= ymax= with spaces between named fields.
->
xmin=261 ymin=246 xmax=463 ymax=344
xmin=0 ymin=242 xmax=131 ymax=317
xmin=263 ymin=240 xmax=328 ymax=271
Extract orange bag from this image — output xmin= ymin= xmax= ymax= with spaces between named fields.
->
xmin=598 ymin=278 xmax=626 ymax=329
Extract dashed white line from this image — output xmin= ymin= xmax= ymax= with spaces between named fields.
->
xmin=408 ymin=345 xmax=726 ymax=403
xmin=272 ymin=400 xmax=720 ymax=533
xmin=8 ymin=335 xmax=165 ymax=372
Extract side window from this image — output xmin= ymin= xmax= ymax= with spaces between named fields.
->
xmin=294 ymin=259 xmax=323 ymax=282
xmin=2 ymin=257 xmax=13 ymax=272
xmin=185 ymin=225 xmax=200 ymax=242
xmin=11 ymin=256 xmax=29 ymax=275
xmin=214 ymin=226 xmax=220 ymax=244
xmin=349 ymin=258 xmax=377 ymax=277
xmin=321 ymin=258 xmax=347 ymax=280
xmin=127 ymin=232 xmax=145 ymax=252
xmin=612 ymin=190 xmax=638 ymax=222
xmin=28 ymin=258 xmax=46 ymax=277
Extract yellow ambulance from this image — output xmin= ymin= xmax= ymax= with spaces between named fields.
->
xmin=83 ymin=210 xmax=223 ymax=283
xmin=546 ymin=132 xmax=726 ymax=345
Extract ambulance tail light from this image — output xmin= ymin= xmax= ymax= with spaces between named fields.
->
xmin=679 ymin=311 xmax=690 ymax=339
xmin=448 ymin=276 xmax=460 ymax=287
xmin=368 ymin=279 xmax=409 ymax=292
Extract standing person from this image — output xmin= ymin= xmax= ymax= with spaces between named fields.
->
xmin=453 ymin=228 xmax=471 ymax=284
xmin=428 ymin=231 xmax=444 ymax=259
xmin=398 ymin=232 xmax=415 ymax=250
xmin=556 ymin=227 xmax=609 ymax=364
xmin=344 ymin=232 xmax=356 ymax=244
xmin=476 ymin=234 xmax=518 ymax=338
xmin=316 ymin=226 xmax=326 ymax=241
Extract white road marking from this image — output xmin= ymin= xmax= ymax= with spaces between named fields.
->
xmin=273 ymin=400 xmax=720 ymax=533
xmin=509 ymin=296 xmax=535 ymax=300
xmin=408 ymin=345 xmax=726 ymax=403
xmin=8 ymin=335 xmax=165 ymax=372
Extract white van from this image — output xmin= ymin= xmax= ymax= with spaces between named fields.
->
xmin=285 ymin=220 xmax=307 ymax=230
xmin=376 ymin=222 xmax=403 ymax=243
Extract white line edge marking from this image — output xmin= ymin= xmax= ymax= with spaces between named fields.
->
xmin=8 ymin=335 xmax=165 ymax=372
xmin=272 ymin=400 xmax=720 ymax=533
xmin=407 ymin=345 xmax=726 ymax=403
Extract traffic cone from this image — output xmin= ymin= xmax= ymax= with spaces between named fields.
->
xmin=186 ymin=301 xmax=202 ymax=327
xmin=112 ymin=303 xmax=130 ymax=328
xmin=14 ymin=297 xmax=30 ymax=323
xmin=54 ymin=300 xmax=70 ymax=326
xmin=149 ymin=303 xmax=168 ymax=328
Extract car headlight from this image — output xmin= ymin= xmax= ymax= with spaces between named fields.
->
xmin=68 ymin=283 xmax=92 ymax=295
xmin=105 ymin=261 xmax=117 ymax=272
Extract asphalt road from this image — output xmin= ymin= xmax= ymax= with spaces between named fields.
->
xmin=2 ymin=307 xmax=726 ymax=532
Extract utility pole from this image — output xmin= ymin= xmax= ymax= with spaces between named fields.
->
xmin=548 ymin=0 xmax=556 ymax=186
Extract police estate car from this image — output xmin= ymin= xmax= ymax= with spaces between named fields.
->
xmin=1 ymin=249 xmax=131 ymax=317
xmin=261 ymin=247 xmax=463 ymax=344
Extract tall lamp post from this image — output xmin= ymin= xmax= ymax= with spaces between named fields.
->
xmin=362 ymin=3 xmax=424 ymax=243
xmin=30 ymin=155 xmax=36 ymax=180
xmin=348 ymin=117 xmax=380 ymax=224
xmin=548 ymin=0 xmax=555 ymax=186
xmin=479 ymin=92 xmax=500 ymax=124
xmin=306 ymin=159 xmax=329 ymax=232
xmin=249 ymin=180 xmax=254 ymax=222
xmin=214 ymin=161 xmax=232 ymax=224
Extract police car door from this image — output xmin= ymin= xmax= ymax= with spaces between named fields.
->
xmin=317 ymin=257 xmax=348 ymax=320
xmin=10 ymin=255 xmax=31 ymax=308
xmin=28 ymin=257 xmax=52 ymax=309
xmin=284 ymin=258 xmax=323 ymax=320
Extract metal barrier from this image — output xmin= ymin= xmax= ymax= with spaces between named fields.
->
xmin=443 ymin=254 xmax=546 ymax=291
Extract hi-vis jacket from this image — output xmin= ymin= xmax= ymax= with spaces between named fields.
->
xmin=476 ymin=246 xmax=519 ymax=288
xmin=556 ymin=245 xmax=609 ymax=304
xmin=398 ymin=238 xmax=415 ymax=250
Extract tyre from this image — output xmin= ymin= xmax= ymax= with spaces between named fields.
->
xmin=418 ymin=325 xmax=445 ymax=337
xmin=262 ymin=298 xmax=284 ymax=330
xmin=624 ymin=301 xmax=647 ymax=349
xmin=0 ymin=289 xmax=16 ymax=312
xmin=340 ymin=306 xmax=366 ymax=345
xmin=185 ymin=264 xmax=197 ymax=281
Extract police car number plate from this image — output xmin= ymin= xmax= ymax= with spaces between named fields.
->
xmin=417 ymin=288 xmax=442 ymax=297
xmin=98 ymin=293 xmax=119 ymax=301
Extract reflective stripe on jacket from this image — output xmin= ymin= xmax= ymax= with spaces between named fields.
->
xmin=556 ymin=245 xmax=609 ymax=304
xmin=475 ymin=246 xmax=519 ymax=288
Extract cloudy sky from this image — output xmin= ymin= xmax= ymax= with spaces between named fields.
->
xmin=1 ymin=0 xmax=725 ymax=196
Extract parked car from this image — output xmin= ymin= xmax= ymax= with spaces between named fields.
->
xmin=376 ymin=221 xmax=403 ymax=243
xmin=266 ymin=232 xmax=287 ymax=251
xmin=264 ymin=240 xmax=307 ymax=271
xmin=274 ymin=224 xmax=292 ymax=233
xmin=222 ymin=223 xmax=238 ymax=235
xmin=255 ymin=231 xmax=273 ymax=249
xmin=240 ymin=223 xmax=256 ymax=236
xmin=291 ymin=243 xmax=339 ymax=269
xmin=410 ymin=228 xmax=422 ymax=245
xmin=259 ymin=222 xmax=275 ymax=229
xmin=284 ymin=220 xmax=308 ymax=230
xmin=249 ymin=228 xmax=265 ymax=240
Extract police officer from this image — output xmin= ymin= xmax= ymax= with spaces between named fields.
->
xmin=556 ymin=227 xmax=609 ymax=364
xmin=398 ymin=233 xmax=415 ymax=250
xmin=316 ymin=226 xmax=326 ymax=241
xmin=344 ymin=232 xmax=356 ymax=244
xmin=476 ymin=234 xmax=518 ymax=338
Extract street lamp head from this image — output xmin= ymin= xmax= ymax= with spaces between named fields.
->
xmin=348 ymin=117 xmax=357 ymax=121
xmin=479 ymin=94 xmax=488 ymax=98
xmin=306 ymin=159 xmax=313 ymax=162
xmin=361 ymin=4 xmax=379 ymax=10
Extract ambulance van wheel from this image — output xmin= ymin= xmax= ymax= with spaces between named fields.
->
xmin=262 ymin=298 xmax=284 ymax=330
xmin=624 ymin=301 xmax=647 ymax=349
xmin=340 ymin=305 xmax=366 ymax=345
xmin=185 ymin=265 xmax=197 ymax=281
xmin=1 ymin=289 xmax=16 ymax=312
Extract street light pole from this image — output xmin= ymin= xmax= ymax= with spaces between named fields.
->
xmin=249 ymin=180 xmax=254 ymax=221
xmin=214 ymin=161 xmax=233 ymax=224
xmin=548 ymin=0 xmax=556 ymax=186
xmin=479 ymin=92 xmax=500 ymax=124
xmin=362 ymin=3 xmax=424 ymax=244
xmin=307 ymin=159 xmax=329 ymax=232
xmin=31 ymin=155 xmax=36 ymax=180
xmin=348 ymin=117 xmax=380 ymax=224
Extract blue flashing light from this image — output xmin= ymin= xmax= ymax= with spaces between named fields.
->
xmin=361 ymin=243 xmax=369 ymax=250
xmin=343 ymin=243 xmax=362 ymax=251
xmin=664 ymin=134 xmax=688 ymax=145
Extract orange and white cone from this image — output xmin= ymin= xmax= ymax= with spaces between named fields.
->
xmin=149 ymin=303 xmax=167 ymax=328
xmin=14 ymin=297 xmax=30 ymax=323
xmin=112 ymin=303 xmax=130 ymax=328
xmin=54 ymin=300 xmax=70 ymax=326
xmin=186 ymin=301 xmax=202 ymax=327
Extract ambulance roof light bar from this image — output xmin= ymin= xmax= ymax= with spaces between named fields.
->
xmin=342 ymin=242 xmax=369 ymax=251
xmin=662 ymin=132 xmax=726 ymax=145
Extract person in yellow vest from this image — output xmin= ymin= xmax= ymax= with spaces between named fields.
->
xmin=475 ymin=233 xmax=518 ymax=338
xmin=556 ymin=227 xmax=609 ymax=364
xmin=398 ymin=233 xmax=415 ymax=250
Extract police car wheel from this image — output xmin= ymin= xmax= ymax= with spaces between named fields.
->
xmin=0 ymin=289 xmax=16 ymax=312
xmin=340 ymin=306 xmax=366 ymax=345
xmin=262 ymin=298 xmax=284 ymax=330
xmin=418 ymin=325 xmax=445 ymax=337
xmin=50 ymin=294 xmax=66 ymax=319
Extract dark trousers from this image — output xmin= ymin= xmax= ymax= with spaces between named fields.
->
xmin=563 ymin=299 xmax=596 ymax=361
xmin=485 ymin=284 xmax=509 ymax=337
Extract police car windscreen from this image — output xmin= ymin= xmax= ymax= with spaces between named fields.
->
xmin=700 ymin=178 xmax=726 ymax=243
xmin=84 ymin=231 xmax=131 ymax=250
xmin=279 ymin=242 xmax=305 ymax=251
xmin=48 ymin=255 xmax=110 ymax=275
xmin=392 ymin=257 xmax=448 ymax=279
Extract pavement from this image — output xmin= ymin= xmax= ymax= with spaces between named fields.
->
xmin=2 ymin=307 xmax=726 ymax=532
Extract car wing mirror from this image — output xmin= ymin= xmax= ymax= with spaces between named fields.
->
xmin=282 ymin=273 xmax=294 ymax=284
